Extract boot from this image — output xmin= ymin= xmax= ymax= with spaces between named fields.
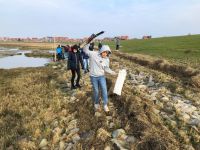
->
xmin=71 ymin=85 xmax=77 ymax=90
xmin=75 ymin=84 xmax=81 ymax=88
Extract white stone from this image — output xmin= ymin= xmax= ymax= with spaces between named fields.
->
xmin=112 ymin=129 xmax=126 ymax=139
xmin=39 ymin=139 xmax=48 ymax=148
xmin=179 ymin=113 xmax=190 ymax=122
xmin=161 ymin=96 xmax=169 ymax=102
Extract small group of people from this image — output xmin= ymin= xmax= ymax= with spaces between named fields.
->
xmin=55 ymin=45 xmax=71 ymax=61
xmin=67 ymin=42 xmax=116 ymax=112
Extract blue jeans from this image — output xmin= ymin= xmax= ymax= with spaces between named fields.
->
xmin=90 ymin=76 xmax=108 ymax=106
xmin=83 ymin=59 xmax=89 ymax=70
xmin=64 ymin=52 xmax=69 ymax=59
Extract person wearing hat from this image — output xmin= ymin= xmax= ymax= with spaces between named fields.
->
xmin=83 ymin=44 xmax=116 ymax=112
xmin=67 ymin=44 xmax=84 ymax=89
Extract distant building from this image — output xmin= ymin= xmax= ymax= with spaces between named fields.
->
xmin=142 ymin=35 xmax=152 ymax=39
xmin=118 ymin=36 xmax=129 ymax=40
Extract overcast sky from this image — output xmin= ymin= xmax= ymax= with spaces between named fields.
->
xmin=0 ymin=0 xmax=200 ymax=38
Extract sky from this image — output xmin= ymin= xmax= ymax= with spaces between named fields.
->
xmin=0 ymin=0 xmax=200 ymax=38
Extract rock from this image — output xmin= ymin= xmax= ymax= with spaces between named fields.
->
xmin=104 ymin=145 xmax=111 ymax=150
xmin=170 ymin=120 xmax=177 ymax=128
xmin=161 ymin=96 xmax=169 ymax=102
xmin=183 ymin=145 xmax=195 ymax=150
xmin=137 ymin=85 xmax=147 ymax=91
xmin=179 ymin=113 xmax=190 ymax=122
xmin=39 ymin=139 xmax=48 ymax=148
xmin=95 ymin=112 xmax=102 ymax=117
xmin=52 ymin=120 xmax=59 ymax=127
xmin=112 ymin=129 xmax=126 ymax=139
xmin=126 ymin=136 xmax=136 ymax=143
xmin=106 ymin=116 xmax=112 ymax=121
xmin=147 ymin=76 xmax=155 ymax=87
xmin=72 ymin=134 xmax=81 ymax=143
xmin=150 ymin=92 xmax=158 ymax=97
xmin=166 ymin=102 xmax=173 ymax=108
xmin=52 ymin=66 xmax=58 ymax=69
xmin=109 ymin=122 xmax=115 ymax=129
xmin=66 ymin=128 xmax=79 ymax=135
xmin=188 ymin=118 xmax=200 ymax=127
xmin=152 ymin=108 xmax=160 ymax=114
xmin=59 ymin=141 xmax=65 ymax=150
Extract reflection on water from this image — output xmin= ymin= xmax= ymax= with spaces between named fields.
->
xmin=0 ymin=52 xmax=50 ymax=69
xmin=0 ymin=47 xmax=19 ymax=51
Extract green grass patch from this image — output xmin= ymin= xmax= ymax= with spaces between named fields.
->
xmin=105 ymin=34 xmax=200 ymax=69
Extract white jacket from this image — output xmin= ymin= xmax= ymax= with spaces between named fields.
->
xmin=83 ymin=44 xmax=116 ymax=77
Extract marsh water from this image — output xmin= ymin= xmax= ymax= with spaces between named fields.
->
xmin=0 ymin=48 xmax=50 ymax=69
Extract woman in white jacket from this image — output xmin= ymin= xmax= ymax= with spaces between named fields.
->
xmin=83 ymin=44 xmax=116 ymax=112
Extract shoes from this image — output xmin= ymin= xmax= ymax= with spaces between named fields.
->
xmin=71 ymin=86 xmax=77 ymax=90
xmin=75 ymin=84 xmax=81 ymax=88
xmin=94 ymin=104 xmax=100 ymax=111
xmin=103 ymin=105 xmax=110 ymax=112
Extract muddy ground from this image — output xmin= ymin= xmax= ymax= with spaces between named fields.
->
xmin=0 ymin=51 xmax=200 ymax=150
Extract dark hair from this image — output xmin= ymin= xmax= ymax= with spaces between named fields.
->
xmin=72 ymin=44 xmax=79 ymax=51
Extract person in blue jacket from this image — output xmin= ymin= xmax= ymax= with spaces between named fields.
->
xmin=56 ymin=45 xmax=63 ymax=61
xmin=68 ymin=45 xmax=84 ymax=89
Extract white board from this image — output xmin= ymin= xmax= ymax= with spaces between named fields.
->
xmin=113 ymin=69 xmax=127 ymax=95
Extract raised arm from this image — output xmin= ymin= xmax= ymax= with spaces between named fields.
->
xmin=83 ymin=44 xmax=93 ymax=57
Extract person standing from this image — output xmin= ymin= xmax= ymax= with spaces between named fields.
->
xmin=80 ymin=48 xmax=90 ymax=73
xmin=68 ymin=45 xmax=84 ymax=89
xmin=83 ymin=44 xmax=116 ymax=112
xmin=115 ymin=37 xmax=120 ymax=50
xmin=56 ymin=45 xmax=63 ymax=61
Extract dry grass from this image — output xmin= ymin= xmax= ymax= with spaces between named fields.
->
xmin=114 ymin=51 xmax=200 ymax=88
xmin=0 ymin=42 xmax=57 ymax=50
xmin=0 ymin=67 xmax=67 ymax=149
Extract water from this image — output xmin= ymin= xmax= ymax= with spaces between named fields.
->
xmin=0 ymin=47 xmax=19 ymax=51
xmin=0 ymin=52 xmax=50 ymax=69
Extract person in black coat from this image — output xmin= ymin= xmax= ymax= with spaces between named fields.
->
xmin=67 ymin=44 xmax=84 ymax=89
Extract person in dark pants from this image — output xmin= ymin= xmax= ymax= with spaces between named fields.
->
xmin=115 ymin=37 xmax=120 ymax=50
xmin=56 ymin=45 xmax=63 ymax=61
xmin=67 ymin=45 xmax=84 ymax=89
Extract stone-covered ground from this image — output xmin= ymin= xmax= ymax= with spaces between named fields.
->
xmin=0 ymin=52 xmax=200 ymax=150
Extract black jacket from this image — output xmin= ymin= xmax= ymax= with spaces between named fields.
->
xmin=67 ymin=51 xmax=83 ymax=70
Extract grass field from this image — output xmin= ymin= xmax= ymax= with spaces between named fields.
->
xmin=106 ymin=34 xmax=200 ymax=69
xmin=1 ymin=34 xmax=200 ymax=69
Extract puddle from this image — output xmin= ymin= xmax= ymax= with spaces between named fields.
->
xmin=0 ymin=51 xmax=50 ymax=69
